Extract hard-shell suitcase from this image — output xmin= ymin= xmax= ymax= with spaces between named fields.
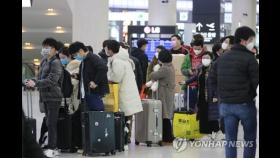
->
xmin=57 ymin=105 xmax=72 ymax=151
xmin=173 ymin=86 xmax=203 ymax=140
xmin=81 ymin=111 xmax=116 ymax=156
xmin=114 ymin=112 xmax=125 ymax=152
xmin=24 ymin=88 xmax=37 ymax=141
xmin=135 ymin=92 xmax=163 ymax=147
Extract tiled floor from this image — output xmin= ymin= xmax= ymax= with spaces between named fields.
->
xmin=22 ymin=90 xmax=259 ymax=158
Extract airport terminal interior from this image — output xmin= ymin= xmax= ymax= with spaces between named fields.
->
xmin=22 ymin=0 xmax=259 ymax=157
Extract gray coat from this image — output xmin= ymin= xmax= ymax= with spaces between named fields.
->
xmin=151 ymin=63 xmax=175 ymax=119
xmin=36 ymin=56 xmax=63 ymax=102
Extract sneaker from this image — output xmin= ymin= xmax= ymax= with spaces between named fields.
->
xmin=124 ymin=145 xmax=129 ymax=151
xmin=44 ymin=149 xmax=59 ymax=158
xmin=216 ymin=131 xmax=225 ymax=141
xmin=77 ymin=149 xmax=83 ymax=154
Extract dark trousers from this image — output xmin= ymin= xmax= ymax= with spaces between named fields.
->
xmin=44 ymin=101 xmax=61 ymax=149
xmin=163 ymin=118 xmax=174 ymax=142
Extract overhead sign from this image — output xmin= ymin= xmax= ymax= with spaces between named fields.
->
xmin=144 ymin=26 xmax=161 ymax=34
xmin=192 ymin=0 xmax=220 ymax=44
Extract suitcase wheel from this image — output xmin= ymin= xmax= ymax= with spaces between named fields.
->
xmin=146 ymin=141 xmax=152 ymax=147
xmin=158 ymin=141 xmax=163 ymax=146
xmin=135 ymin=141 xmax=140 ymax=145
xmin=111 ymin=150 xmax=116 ymax=155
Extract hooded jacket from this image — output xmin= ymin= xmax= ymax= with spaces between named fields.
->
xmin=107 ymin=47 xmax=143 ymax=116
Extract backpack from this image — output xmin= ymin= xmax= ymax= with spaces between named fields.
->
xmin=48 ymin=58 xmax=73 ymax=98
xmin=61 ymin=68 xmax=73 ymax=98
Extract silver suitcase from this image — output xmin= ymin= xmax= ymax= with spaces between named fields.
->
xmin=135 ymin=92 xmax=163 ymax=147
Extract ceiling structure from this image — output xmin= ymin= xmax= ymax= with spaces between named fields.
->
xmin=22 ymin=0 xmax=72 ymax=62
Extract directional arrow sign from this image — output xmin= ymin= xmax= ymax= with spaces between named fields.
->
xmin=196 ymin=22 xmax=203 ymax=31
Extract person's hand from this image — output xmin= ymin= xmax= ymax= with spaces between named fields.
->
xmin=26 ymin=80 xmax=35 ymax=87
xmin=188 ymin=69 xmax=194 ymax=76
xmin=153 ymin=64 xmax=161 ymax=72
xmin=89 ymin=81 xmax=97 ymax=89
xmin=213 ymin=98 xmax=218 ymax=103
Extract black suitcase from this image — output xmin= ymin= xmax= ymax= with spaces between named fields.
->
xmin=24 ymin=89 xmax=37 ymax=141
xmin=57 ymin=106 xmax=72 ymax=152
xmin=81 ymin=111 xmax=116 ymax=156
xmin=71 ymin=106 xmax=82 ymax=149
xmin=114 ymin=112 xmax=125 ymax=152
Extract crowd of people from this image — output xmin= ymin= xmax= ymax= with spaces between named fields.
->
xmin=23 ymin=26 xmax=259 ymax=158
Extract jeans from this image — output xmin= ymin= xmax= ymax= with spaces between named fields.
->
xmin=219 ymin=102 xmax=257 ymax=158
xmin=44 ymin=101 xmax=61 ymax=149
xmin=184 ymin=87 xmax=198 ymax=111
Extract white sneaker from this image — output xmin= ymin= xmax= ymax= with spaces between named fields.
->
xmin=77 ymin=149 xmax=83 ymax=154
xmin=216 ymin=131 xmax=225 ymax=141
xmin=44 ymin=149 xmax=59 ymax=158
xmin=124 ymin=145 xmax=129 ymax=151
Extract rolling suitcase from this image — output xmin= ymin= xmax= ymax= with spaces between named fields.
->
xmin=81 ymin=111 xmax=116 ymax=156
xmin=135 ymin=92 xmax=163 ymax=147
xmin=114 ymin=112 xmax=125 ymax=152
xmin=57 ymin=104 xmax=73 ymax=152
xmin=173 ymin=86 xmax=203 ymax=140
xmin=24 ymin=88 xmax=37 ymax=141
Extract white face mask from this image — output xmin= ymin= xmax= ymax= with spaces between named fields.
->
xmin=155 ymin=52 xmax=159 ymax=59
xmin=171 ymin=40 xmax=177 ymax=47
xmin=246 ymin=42 xmax=254 ymax=51
xmin=194 ymin=49 xmax=202 ymax=55
xmin=40 ymin=48 xmax=51 ymax=57
xmin=222 ymin=42 xmax=229 ymax=50
xmin=202 ymin=59 xmax=211 ymax=67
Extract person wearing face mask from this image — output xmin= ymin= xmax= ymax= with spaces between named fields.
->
xmin=106 ymin=40 xmax=143 ymax=150
xmin=220 ymin=35 xmax=235 ymax=52
xmin=25 ymin=38 xmax=63 ymax=158
xmin=209 ymin=26 xmax=259 ymax=158
xmin=150 ymin=49 xmax=175 ymax=144
xmin=145 ymin=45 xmax=166 ymax=98
xmin=58 ymin=47 xmax=81 ymax=114
xmin=170 ymin=34 xmax=189 ymax=55
xmin=196 ymin=53 xmax=220 ymax=138
xmin=181 ymin=37 xmax=206 ymax=112
xmin=68 ymin=41 xmax=109 ymax=112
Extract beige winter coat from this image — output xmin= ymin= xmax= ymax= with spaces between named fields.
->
xmin=107 ymin=47 xmax=143 ymax=116
xmin=66 ymin=59 xmax=81 ymax=113
xmin=151 ymin=62 xmax=175 ymax=119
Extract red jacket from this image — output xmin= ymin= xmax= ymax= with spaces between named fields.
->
xmin=188 ymin=47 xmax=206 ymax=87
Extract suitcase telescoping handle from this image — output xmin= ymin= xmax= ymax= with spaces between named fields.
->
xmin=26 ymin=89 xmax=33 ymax=118
xmin=151 ymin=89 xmax=159 ymax=100
xmin=177 ymin=82 xmax=189 ymax=112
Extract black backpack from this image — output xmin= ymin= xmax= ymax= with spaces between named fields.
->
xmin=49 ymin=59 xmax=73 ymax=98
xmin=61 ymin=68 xmax=73 ymax=98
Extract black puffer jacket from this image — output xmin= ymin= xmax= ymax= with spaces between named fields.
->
xmin=77 ymin=52 xmax=109 ymax=98
xmin=209 ymin=44 xmax=259 ymax=104
xmin=131 ymin=48 xmax=149 ymax=84
xmin=130 ymin=55 xmax=143 ymax=92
